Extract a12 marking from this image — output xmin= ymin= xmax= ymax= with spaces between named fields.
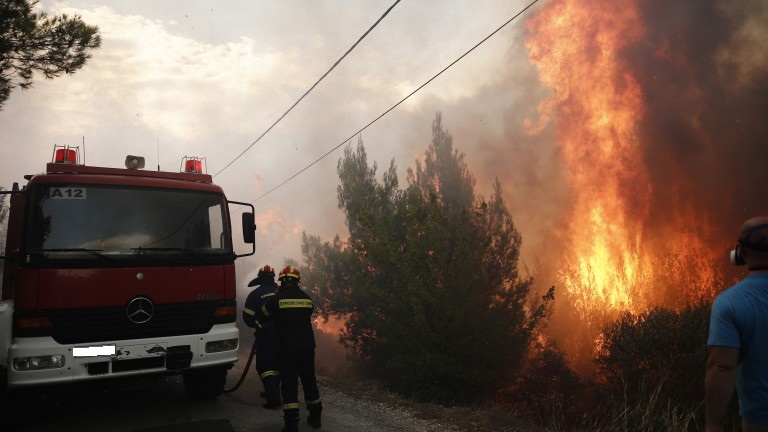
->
xmin=49 ymin=187 xmax=86 ymax=199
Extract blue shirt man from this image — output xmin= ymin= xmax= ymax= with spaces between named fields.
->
xmin=706 ymin=217 xmax=768 ymax=432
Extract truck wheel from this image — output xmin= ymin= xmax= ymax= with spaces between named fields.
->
xmin=183 ymin=367 xmax=227 ymax=400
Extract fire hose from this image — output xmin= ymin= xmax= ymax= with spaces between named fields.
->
xmin=222 ymin=334 xmax=258 ymax=394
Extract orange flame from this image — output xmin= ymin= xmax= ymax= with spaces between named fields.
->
xmin=314 ymin=315 xmax=347 ymax=335
xmin=525 ymin=0 xmax=725 ymax=330
xmin=527 ymin=0 xmax=651 ymax=317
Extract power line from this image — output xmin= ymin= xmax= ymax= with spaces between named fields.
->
xmin=213 ymin=0 xmax=402 ymax=178
xmin=253 ymin=0 xmax=541 ymax=202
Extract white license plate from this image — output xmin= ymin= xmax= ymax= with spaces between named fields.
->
xmin=73 ymin=345 xmax=116 ymax=357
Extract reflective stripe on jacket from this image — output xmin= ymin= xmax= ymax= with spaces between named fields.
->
xmin=243 ymin=279 xmax=278 ymax=329
xmin=261 ymin=284 xmax=316 ymax=352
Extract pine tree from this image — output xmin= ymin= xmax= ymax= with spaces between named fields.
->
xmin=302 ymin=114 xmax=551 ymax=402
xmin=0 ymin=0 xmax=101 ymax=108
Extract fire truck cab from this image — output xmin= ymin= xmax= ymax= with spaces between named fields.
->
xmin=0 ymin=147 xmax=255 ymax=400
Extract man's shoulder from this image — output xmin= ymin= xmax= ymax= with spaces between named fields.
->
xmin=276 ymin=287 xmax=312 ymax=300
xmin=245 ymin=287 xmax=261 ymax=301
xmin=721 ymin=276 xmax=768 ymax=296
xmin=254 ymin=282 xmax=277 ymax=293
xmin=293 ymin=287 xmax=312 ymax=299
xmin=714 ymin=277 xmax=768 ymax=314
xmin=715 ymin=284 xmax=743 ymax=307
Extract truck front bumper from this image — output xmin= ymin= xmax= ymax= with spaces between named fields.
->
xmin=7 ymin=324 xmax=238 ymax=388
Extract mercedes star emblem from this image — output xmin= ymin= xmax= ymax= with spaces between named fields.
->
xmin=126 ymin=296 xmax=154 ymax=324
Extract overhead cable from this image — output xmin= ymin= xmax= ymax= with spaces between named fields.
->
xmin=253 ymin=0 xmax=541 ymax=202
xmin=213 ymin=0 xmax=402 ymax=177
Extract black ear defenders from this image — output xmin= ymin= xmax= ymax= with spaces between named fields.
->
xmin=730 ymin=223 xmax=768 ymax=267
xmin=730 ymin=244 xmax=745 ymax=266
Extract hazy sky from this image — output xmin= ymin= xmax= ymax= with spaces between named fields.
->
xmin=0 ymin=1 xmax=546 ymax=294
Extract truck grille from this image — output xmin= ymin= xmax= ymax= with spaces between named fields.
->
xmin=86 ymin=357 xmax=166 ymax=375
xmin=14 ymin=301 xmax=235 ymax=344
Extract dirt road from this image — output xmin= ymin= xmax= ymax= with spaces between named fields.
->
xmin=4 ymin=349 xmax=461 ymax=432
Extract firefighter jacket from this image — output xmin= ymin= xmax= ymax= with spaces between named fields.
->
xmin=260 ymin=284 xmax=316 ymax=353
xmin=242 ymin=277 xmax=278 ymax=330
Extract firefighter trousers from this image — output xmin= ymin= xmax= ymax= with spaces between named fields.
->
xmin=278 ymin=349 xmax=321 ymax=417
xmin=255 ymin=328 xmax=280 ymax=405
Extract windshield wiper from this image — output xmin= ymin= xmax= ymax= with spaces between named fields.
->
xmin=36 ymin=248 xmax=124 ymax=267
xmin=132 ymin=247 xmax=214 ymax=264
xmin=132 ymin=247 xmax=184 ymax=253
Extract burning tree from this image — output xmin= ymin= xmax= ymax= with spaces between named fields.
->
xmin=521 ymin=0 xmax=761 ymax=372
xmin=301 ymin=113 xmax=551 ymax=402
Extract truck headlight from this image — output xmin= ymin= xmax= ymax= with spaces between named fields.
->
xmin=13 ymin=355 xmax=65 ymax=371
xmin=205 ymin=338 xmax=238 ymax=353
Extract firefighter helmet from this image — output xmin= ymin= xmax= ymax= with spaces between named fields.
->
xmin=247 ymin=265 xmax=276 ymax=286
xmin=258 ymin=265 xmax=275 ymax=277
xmin=278 ymin=265 xmax=301 ymax=282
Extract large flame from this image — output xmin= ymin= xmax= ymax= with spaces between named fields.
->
xmin=527 ymin=0 xmax=650 ymax=317
xmin=525 ymin=0 xmax=720 ymax=324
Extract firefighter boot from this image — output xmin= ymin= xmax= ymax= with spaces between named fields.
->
xmin=281 ymin=409 xmax=300 ymax=432
xmin=307 ymin=401 xmax=323 ymax=429
xmin=261 ymin=375 xmax=281 ymax=409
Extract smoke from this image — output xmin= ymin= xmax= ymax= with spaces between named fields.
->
xmin=17 ymin=0 xmax=758 ymax=375
xmin=223 ymin=0 xmax=768 ymax=377
xmin=622 ymin=0 xmax=768 ymax=308
xmin=630 ymin=0 xmax=768 ymax=240
xmin=456 ymin=0 xmax=768 ymax=371
xmin=516 ymin=0 xmax=768 ymax=288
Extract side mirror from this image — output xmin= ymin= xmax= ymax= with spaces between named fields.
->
xmin=227 ymin=200 xmax=256 ymax=259
xmin=242 ymin=212 xmax=256 ymax=244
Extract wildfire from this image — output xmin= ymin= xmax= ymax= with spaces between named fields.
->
xmin=526 ymin=0 xmax=650 ymax=317
xmin=525 ymin=0 xmax=719 ymax=321
xmin=314 ymin=315 xmax=347 ymax=335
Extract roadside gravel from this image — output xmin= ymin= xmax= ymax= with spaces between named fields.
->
xmin=320 ymin=385 xmax=462 ymax=432
xmin=319 ymin=376 xmax=545 ymax=432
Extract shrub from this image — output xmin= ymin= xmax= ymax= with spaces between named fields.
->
xmin=594 ymin=303 xmax=710 ymax=410
xmin=502 ymin=341 xmax=582 ymax=427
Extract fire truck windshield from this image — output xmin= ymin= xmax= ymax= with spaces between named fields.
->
xmin=24 ymin=184 xmax=233 ymax=267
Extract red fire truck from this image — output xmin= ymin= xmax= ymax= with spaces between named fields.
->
xmin=0 ymin=146 xmax=255 ymax=400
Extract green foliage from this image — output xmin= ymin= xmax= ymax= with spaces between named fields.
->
xmin=515 ymin=302 xmax=742 ymax=432
xmin=302 ymin=113 xmax=551 ymax=403
xmin=0 ymin=0 xmax=101 ymax=108
xmin=595 ymin=303 xmax=710 ymax=407
xmin=504 ymin=338 xmax=582 ymax=426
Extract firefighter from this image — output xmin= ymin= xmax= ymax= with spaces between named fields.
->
xmin=242 ymin=265 xmax=281 ymax=409
xmin=260 ymin=265 xmax=322 ymax=432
